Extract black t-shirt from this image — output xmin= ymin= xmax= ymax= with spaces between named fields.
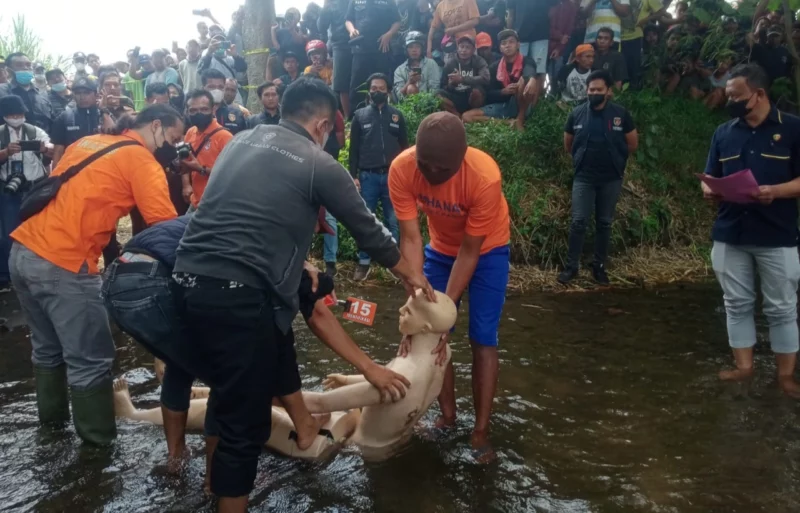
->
xmin=752 ymin=44 xmax=792 ymax=84
xmin=486 ymin=56 xmax=537 ymax=104
xmin=248 ymin=110 xmax=281 ymax=129
xmin=565 ymin=106 xmax=635 ymax=183
xmin=277 ymin=28 xmax=309 ymax=67
xmin=592 ymin=50 xmax=629 ymax=84
xmin=476 ymin=0 xmax=507 ymax=48
xmin=346 ymin=0 xmax=401 ymax=54
xmin=50 ymin=107 xmax=102 ymax=147
xmin=507 ymin=0 xmax=556 ymax=42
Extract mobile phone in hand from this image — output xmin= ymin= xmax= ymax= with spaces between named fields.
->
xmin=19 ymin=141 xmax=40 ymax=152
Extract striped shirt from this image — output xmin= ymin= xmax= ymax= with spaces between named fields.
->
xmin=582 ymin=0 xmax=629 ymax=44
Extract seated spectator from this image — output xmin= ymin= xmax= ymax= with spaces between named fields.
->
xmin=668 ymin=55 xmax=709 ymax=100
xmin=462 ymin=29 xmax=537 ymax=131
xmin=642 ymin=24 xmax=660 ymax=55
xmin=394 ymin=31 xmax=442 ymax=100
xmin=224 ymin=78 xmax=251 ymax=116
xmin=248 ymin=81 xmax=281 ymax=128
xmin=274 ymin=52 xmax=301 ymax=93
xmin=704 ymin=54 xmax=733 ymax=110
xmin=750 ymin=26 xmax=792 ymax=86
xmin=145 ymin=82 xmax=170 ymax=105
xmin=555 ymin=43 xmax=595 ymax=103
xmin=303 ymin=40 xmax=333 ymax=85
xmin=592 ymin=27 xmax=627 ymax=88
xmin=438 ymin=34 xmax=490 ymax=116
xmin=476 ymin=31 xmax=496 ymax=65
xmin=145 ymin=49 xmax=180 ymax=88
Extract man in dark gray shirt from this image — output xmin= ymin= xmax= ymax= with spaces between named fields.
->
xmin=171 ymin=77 xmax=433 ymax=513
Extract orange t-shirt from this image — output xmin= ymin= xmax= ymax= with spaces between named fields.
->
xmin=184 ymin=119 xmax=234 ymax=208
xmin=432 ymin=0 xmax=481 ymax=40
xmin=12 ymin=131 xmax=177 ymax=273
xmin=389 ymin=146 xmax=510 ymax=257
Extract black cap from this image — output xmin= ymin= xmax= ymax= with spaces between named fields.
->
xmin=282 ymin=51 xmax=299 ymax=61
xmin=0 ymin=95 xmax=28 ymax=117
xmin=45 ymin=68 xmax=64 ymax=82
xmin=498 ymin=29 xmax=520 ymax=42
xmin=73 ymin=52 xmax=87 ymax=61
xmin=138 ymin=54 xmax=151 ymax=63
xmin=72 ymin=77 xmax=97 ymax=92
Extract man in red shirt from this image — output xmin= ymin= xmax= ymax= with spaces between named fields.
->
xmin=180 ymin=89 xmax=234 ymax=211
xmin=389 ymin=112 xmax=510 ymax=462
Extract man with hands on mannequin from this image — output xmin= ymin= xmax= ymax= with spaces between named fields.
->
xmin=389 ymin=111 xmax=511 ymax=463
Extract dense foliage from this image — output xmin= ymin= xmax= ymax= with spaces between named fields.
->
xmin=320 ymin=93 xmax=724 ymax=269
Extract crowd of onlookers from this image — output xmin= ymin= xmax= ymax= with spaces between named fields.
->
xmin=0 ymin=0 xmax=798 ymax=287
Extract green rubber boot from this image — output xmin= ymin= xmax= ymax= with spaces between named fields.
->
xmin=33 ymin=364 xmax=70 ymax=425
xmin=70 ymin=380 xmax=117 ymax=446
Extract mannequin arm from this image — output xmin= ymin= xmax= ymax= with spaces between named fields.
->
xmin=302 ymin=381 xmax=384 ymax=414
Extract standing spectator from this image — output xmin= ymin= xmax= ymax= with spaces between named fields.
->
xmin=548 ymin=0 xmax=579 ymax=84
xmin=582 ymin=0 xmax=631 ymax=45
xmin=0 ymin=95 xmax=52 ymax=291
xmin=197 ymin=21 xmax=211 ymax=49
xmin=0 ymin=56 xmax=7 ymax=84
xmin=350 ymin=73 xmax=409 ymax=281
xmin=202 ymin=69 xmax=248 ymax=135
xmin=592 ymin=27 xmax=628 ymax=88
xmin=123 ymin=53 xmax=149 ymax=112
xmin=248 ymin=82 xmax=282 ymax=128
xmin=199 ymin=36 xmax=246 ymax=106
xmin=476 ymin=0 xmax=507 ymax=49
xmin=223 ymin=78 xmax=251 ymax=116
xmin=146 ymin=50 xmax=180 ymax=88
xmin=32 ymin=63 xmax=48 ymax=91
xmin=555 ymin=43 xmax=595 ymax=102
xmin=702 ymin=64 xmax=800 ymax=396
xmin=179 ymin=40 xmax=203 ymax=94
xmin=146 ymin=83 xmax=171 ymax=106
xmin=276 ymin=8 xmax=310 ymax=68
xmin=228 ymin=7 xmax=246 ymax=54
xmin=181 ymin=89 xmax=234 ymax=213
xmin=46 ymin=69 xmax=74 ymax=118
xmin=389 ymin=112 xmax=511 ymax=463
xmin=462 ymin=29 xmax=538 ymax=131
xmin=319 ymin=0 xmax=353 ymax=116
xmin=559 ymin=69 xmax=638 ymax=285
xmin=508 ymin=0 xmax=556 ymax=92
xmin=438 ymin=34 xmax=490 ymax=116
xmin=9 ymin=105 xmax=180 ymax=446
xmin=303 ymin=40 xmax=334 ymax=85
xmin=87 ymin=54 xmax=101 ymax=75
xmin=274 ymin=52 xmax=302 ymax=92
xmin=73 ymin=52 xmax=91 ymax=81
xmin=345 ymin=0 xmax=402 ymax=111
xmin=0 ymin=53 xmax=53 ymax=134
xmin=619 ymin=0 xmax=665 ymax=88
xmin=394 ymin=31 xmax=443 ymax=100
xmin=750 ymin=26 xmax=792 ymax=87
xmin=98 ymin=71 xmax=134 ymax=124
xmin=303 ymin=3 xmax=325 ymax=40
xmin=427 ymin=0 xmax=481 ymax=59
xmin=393 ymin=0 xmax=418 ymax=69
xmin=50 ymin=78 xmax=102 ymax=166
xmin=322 ymin=110 xmax=347 ymax=277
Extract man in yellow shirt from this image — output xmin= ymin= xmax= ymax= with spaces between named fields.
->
xmin=620 ymin=0 xmax=665 ymax=89
xmin=303 ymin=40 xmax=333 ymax=86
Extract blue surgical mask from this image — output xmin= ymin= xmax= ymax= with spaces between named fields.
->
xmin=15 ymin=70 xmax=34 ymax=85
xmin=51 ymin=82 xmax=67 ymax=93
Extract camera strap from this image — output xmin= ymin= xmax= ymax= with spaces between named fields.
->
xmin=191 ymin=128 xmax=225 ymax=157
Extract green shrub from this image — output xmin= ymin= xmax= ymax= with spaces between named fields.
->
xmin=313 ymin=91 xmax=723 ymax=269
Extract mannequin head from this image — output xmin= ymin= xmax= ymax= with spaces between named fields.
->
xmin=398 ymin=290 xmax=457 ymax=335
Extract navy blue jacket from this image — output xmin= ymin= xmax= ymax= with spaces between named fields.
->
xmin=705 ymin=106 xmax=800 ymax=247
xmin=565 ymin=101 xmax=634 ymax=179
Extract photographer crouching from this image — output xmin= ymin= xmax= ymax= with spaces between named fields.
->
xmin=0 ymin=94 xmax=52 ymax=291
xmin=178 ymin=89 xmax=233 ymax=213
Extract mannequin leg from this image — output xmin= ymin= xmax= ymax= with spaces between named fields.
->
xmin=279 ymin=391 xmax=331 ymax=449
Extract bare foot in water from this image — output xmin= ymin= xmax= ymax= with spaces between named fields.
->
xmin=470 ymin=430 xmax=496 ymax=464
xmin=434 ymin=415 xmax=456 ymax=430
xmin=295 ymin=413 xmax=331 ymax=450
xmin=778 ymin=376 xmax=800 ymax=398
xmin=719 ymin=367 xmax=754 ymax=381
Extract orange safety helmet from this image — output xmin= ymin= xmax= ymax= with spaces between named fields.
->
xmin=306 ymin=40 xmax=327 ymax=56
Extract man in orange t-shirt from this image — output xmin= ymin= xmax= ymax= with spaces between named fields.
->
xmin=427 ymin=0 xmax=481 ymax=59
xmin=388 ymin=112 xmax=509 ymax=462
xmin=10 ymin=104 xmax=181 ymax=446
xmin=180 ymin=89 xmax=234 ymax=211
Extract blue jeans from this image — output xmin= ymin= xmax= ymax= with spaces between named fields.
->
xmin=711 ymin=242 xmax=800 ymax=353
xmin=0 ymin=191 xmax=22 ymax=283
xmin=101 ymin=259 xmax=194 ymax=411
xmin=358 ymin=171 xmax=399 ymax=265
xmin=324 ymin=210 xmax=338 ymax=263
xmin=566 ymin=178 xmax=623 ymax=270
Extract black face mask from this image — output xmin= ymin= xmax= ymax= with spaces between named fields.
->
xmin=726 ymin=94 xmax=755 ymax=119
xmin=153 ymin=127 xmax=178 ymax=167
xmin=370 ymin=91 xmax=388 ymax=105
xmin=189 ymin=112 xmax=213 ymax=131
xmin=588 ymin=94 xmax=606 ymax=107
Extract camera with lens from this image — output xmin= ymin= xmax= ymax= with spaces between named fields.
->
xmin=175 ymin=142 xmax=193 ymax=160
xmin=4 ymin=161 xmax=26 ymax=194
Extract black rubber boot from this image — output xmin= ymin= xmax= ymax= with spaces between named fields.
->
xmin=34 ymin=364 xmax=70 ymax=425
xmin=71 ymin=380 xmax=117 ymax=446
xmin=557 ymin=267 xmax=579 ymax=285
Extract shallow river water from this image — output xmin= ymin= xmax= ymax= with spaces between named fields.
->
xmin=1 ymin=283 xmax=799 ymax=513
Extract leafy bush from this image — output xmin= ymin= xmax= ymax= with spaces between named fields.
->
xmin=315 ymin=92 xmax=723 ymax=269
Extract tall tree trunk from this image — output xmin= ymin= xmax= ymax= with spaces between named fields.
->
xmin=243 ymin=0 xmax=275 ymax=114
xmin=781 ymin=0 xmax=800 ymax=109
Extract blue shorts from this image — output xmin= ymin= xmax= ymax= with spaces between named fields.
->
xmin=482 ymin=96 xmax=533 ymax=120
xmin=423 ymin=245 xmax=510 ymax=347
